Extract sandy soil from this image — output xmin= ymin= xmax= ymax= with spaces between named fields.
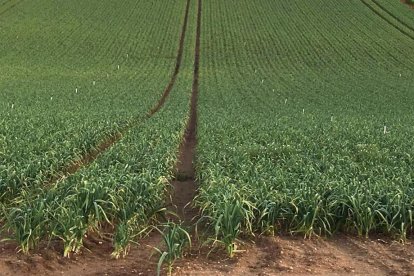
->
xmin=1 ymin=234 xmax=413 ymax=275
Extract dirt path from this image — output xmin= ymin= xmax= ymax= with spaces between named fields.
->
xmin=2 ymin=234 xmax=413 ymax=275
xmin=169 ymin=0 xmax=201 ymax=226
xmin=47 ymin=0 xmax=192 ymax=187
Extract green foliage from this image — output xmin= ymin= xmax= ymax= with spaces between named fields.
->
xmin=197 ymin=182 xmax=254 ymax=258
xmin=0 ymin=0 xmax=184 ymax=203
xmin=2 ymin=200 xmax=49 ymax=254
xmin=1 ymin=0 xmax=414 ymax=263
xmin=154 ymin=222 xmax=191 ymax=276
xmin=0 ymin=0 xmax=194 ymax=257
xmin=195 ymin=0 xmax=414 ymax=257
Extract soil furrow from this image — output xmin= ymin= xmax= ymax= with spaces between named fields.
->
xmin=148 ymin=0 xmax=191 ymax=116
xmin=48 ymin=0 xmax=192 ymax=186
xmin=170 ymin=0 xmax=201 ymax=224
xmin=360 ymin=0 xmax=414 ymax=41
xmin=402 ymin=0 xmax=414 ymax=8
xmin=371 ymin=0 xmax=414 ymax=33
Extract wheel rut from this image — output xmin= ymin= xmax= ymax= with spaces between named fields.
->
xmin=170 ymin=0 xmax=202 ymax=225
xmin=360 ymin=0 xmax=414 ymax=41
xmin=148 ymin=0 xmax=191 ymax=116
xmin=47 ymin=0 xmax=192 ymax=187
xmin=371 ymin=0 xmax=414 ymax=33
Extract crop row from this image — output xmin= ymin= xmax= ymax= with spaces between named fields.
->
xmin=0 ymin=0 xmax=198 ymax=256
xmin=1 ymin=0 xmax=413 ymax=261
xmin=0 ymin=0 xmax=185 ymax=203
xmin=360 ymin=0 xmax=414 ymax=40
xmin=372 ymin=0 xmax=414 ymax=31
xmin=2 ymin=81 xmax=190 ymax=256
xmin=195 ymin=0 xmax=414 ymax=256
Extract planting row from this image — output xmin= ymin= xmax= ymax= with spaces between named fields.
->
xmin=0 ymin=0 xmax=186 ymax=202
xmin=374 ymin=0 xmax=414 ymax=30
xmin=360 ymin=0 xmax=414 ymax=40
xmin=195 ymin=0 xmax=414 ymax=256
xmin=0 ymin=0 xmax=199 ymax=256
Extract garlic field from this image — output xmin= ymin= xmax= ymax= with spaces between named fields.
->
xmin=0 ymin=0 xmax=413 ymax=270
xmin=0 ymin=0 xmax=195 ymax=256
xmin=0 ymin=0 xmax=184 ymax=201
xmin=196 ymin=0 xmax=414 ymax=255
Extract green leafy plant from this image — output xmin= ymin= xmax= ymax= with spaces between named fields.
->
xmin=154 ymin=222 xmax=191 ymax=276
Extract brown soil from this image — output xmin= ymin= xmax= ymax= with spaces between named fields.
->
xmin=168 ymin=0 xmax=201 ymax=226
xmin=174 ymin=235 xmax=414 ymax=276
xmin=402 ymin=0 xmax=414 ymax=8
xmin=168 ymin=94 xmax=198 ymax=224
xmin=0 ymin=233 xmax=161 ymax=276
xmin=1 ymin=235 xmax=414 ymax=275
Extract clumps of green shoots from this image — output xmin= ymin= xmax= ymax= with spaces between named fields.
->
xmin=2 ymin=199 xmax=49 ymax=254
xmin=197 ymin=182 xmax=254 ymax=258
xmin=154 ymin=221 xmax=191 ymax=276
xmin=51 ymin=205 xmax=89 ymax=258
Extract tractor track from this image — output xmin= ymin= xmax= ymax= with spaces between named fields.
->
xmin=371 ymin=0 xmax=414 ymax=34
xmin=148 ymin=0 xmax=191 ymax=116
xmin=48 ymin=0 xmax=191 ymax=186
xmin=170 ymin=0 xmax=202 ymax=224
xmin=360 ymin=0 xmax=414 ymax=41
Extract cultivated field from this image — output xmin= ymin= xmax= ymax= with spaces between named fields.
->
xmin=0 ymin=0 xmax=414 ymax=275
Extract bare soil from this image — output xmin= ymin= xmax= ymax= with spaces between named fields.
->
xmin=175 ymin=235 xmax=414 ymax=276
xmin=168 ymin=0 xmax=201 ymax=226
xmin=1 ymin=235 xmax=413 ymax=275
xmin=402 ymin=0 xmax=414 ymax=9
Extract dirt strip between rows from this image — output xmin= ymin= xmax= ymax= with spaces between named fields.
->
xmin=169 ymin=0 xmax=201 ymax=225
xmin=0 ymin=0 xmax=202 ymax=274
xmin=371 ymin=0 xmax=414 ymax=33
xmin=48 ymin=0 xmax=191 ymax=187
xmin=360 ymin=0 xmax=414 ymax=40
